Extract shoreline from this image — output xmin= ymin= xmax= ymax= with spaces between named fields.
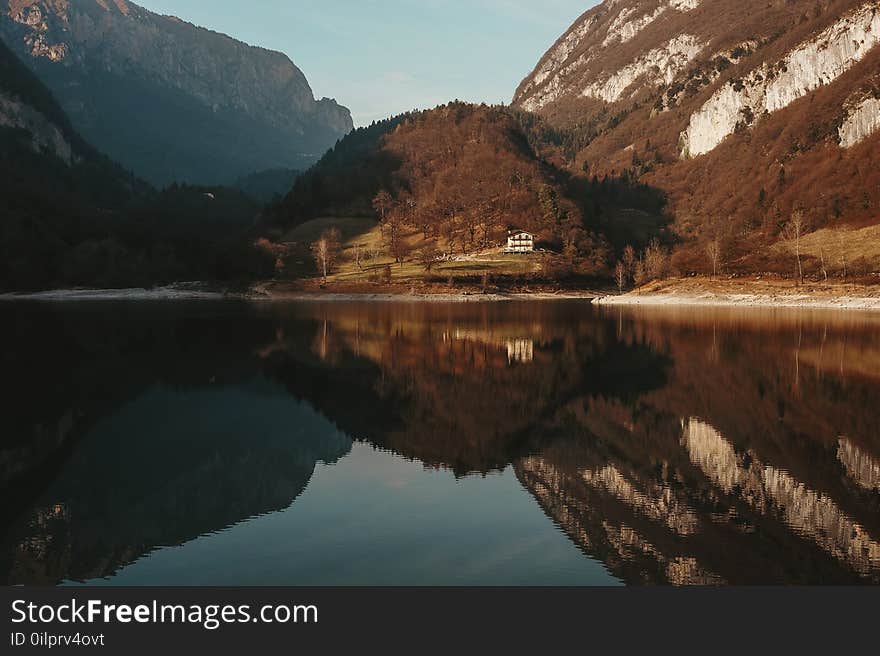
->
xmin=592 ymin=294 xmax=880 ymax=311
xmin=0 ymin=286 xmax=227 ymax=302
xmin=4 ymin=281 xmax=880 ymax=311
xmin=591 ymin=279 xmax=880 ymax=312
xmin=0 ymin=287 xmax=597 ymax=303
xmin=246 ymin=291 xmax=598 ymax=303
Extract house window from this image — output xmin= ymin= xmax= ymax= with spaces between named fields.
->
xmin=506 ymin=231 xmax=534 ymax=253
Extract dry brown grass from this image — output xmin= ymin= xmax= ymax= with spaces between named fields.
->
xmin=282 ymin=217 xmax=542 ymax=285
xmin=770 ymin=224 xmax=880 ymax=279
xmin=642 ymin=276 xmax=880 ymax=297
xmin=796 ymin=224 xmax=880 ymax=264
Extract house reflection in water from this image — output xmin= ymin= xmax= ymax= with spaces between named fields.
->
xmin=443 ymin=329 xmax=535 ymax=365
xmin=506 ymin=339 xmax=534 ymax=364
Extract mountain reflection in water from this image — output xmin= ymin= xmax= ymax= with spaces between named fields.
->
xmin=1 ymin=301 xmax=879 ymax=585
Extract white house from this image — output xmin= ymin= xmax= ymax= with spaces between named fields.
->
xmin=506 ymin=230 xmax=535 ymax=254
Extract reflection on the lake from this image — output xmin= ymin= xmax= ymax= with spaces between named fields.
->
xmin=1 ymin=301 xmax=879 ymax=585
xmin=839 ymin=438 xmax=880 ymax=492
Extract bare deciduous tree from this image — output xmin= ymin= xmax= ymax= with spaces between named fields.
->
xmin=311 ymin=228 xmax=341 ymax=283
xmin=783 ymin=210 xmax=807 ymax=284
xmin=382 ymin=211 xmax=408 ymax=265
xmin=706 ymin=237 xmax=722 ymax=279
xmin=633 ymin=260 xmax=648 ymax=291
xmin=389 ymin=235 xmax=411 ymax=267
xmin=417 ymin=243 xmax=441 ymax=273
xmin=615 ymin=261 xmax=627 ymax=293
xmin=852 ymin=256 xmax=871 ymax=281
xmin=623 ymin=244 xmax=637 ymax=281
xmin=372 ymin=190 xmax=394 ymax=222
xmin=643 ymin=238 xmax=669 ymax=281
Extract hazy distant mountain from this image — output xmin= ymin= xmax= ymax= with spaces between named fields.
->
xmin=233 ymin=168 xmax=301 ymax=204
xmin=514 ymin=0 xmax=880 ymax=272
xmin=1 ymin=0 xmax=353 ymax=186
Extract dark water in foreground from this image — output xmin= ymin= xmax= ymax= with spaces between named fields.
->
xmin=1 ymin=300 xmax=879 ymax=586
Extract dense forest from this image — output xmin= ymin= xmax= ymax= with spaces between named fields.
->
xmin=232 ymin=168 xmax=302 ymax=204
xmin=277 ymin=113 xmax=412 ymax=219
xmin=0 ymin=39 xmax=274 ymax=292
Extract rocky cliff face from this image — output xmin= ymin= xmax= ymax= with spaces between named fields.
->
xmin=0 ymin=32 xmax=137 ymax=191
xmin=0 ymin=0 xmax=353 ymax=186
xmin=514 ymin=0 xmax=880 ymax=268
xmin=516 ymin=0 xmax=709 ymax=115
xmin=680 ymin=3 xmax=880 ymax=157
xmin=0 ymin=85 xmax=73 ymax=163
xmin=0 ymin=25 xmax=78 ymax=166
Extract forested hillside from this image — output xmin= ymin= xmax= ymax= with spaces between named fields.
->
xmin=274 ymin=103 xmax=670 ymax=279
xmin=0 ymin=38 xmax=273 ymax=291
xmin=278 ymin=113 xmax=412 ymax=220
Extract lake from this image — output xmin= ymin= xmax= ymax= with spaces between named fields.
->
xmin=2 ymin=300 xmax=879 ymax=586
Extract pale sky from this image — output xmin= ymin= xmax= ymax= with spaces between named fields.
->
xmin=134 ymin=0 xmax=597 ymax=125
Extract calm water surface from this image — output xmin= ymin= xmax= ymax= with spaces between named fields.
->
xmin=2 ymin=300 xmax=879 ymax=585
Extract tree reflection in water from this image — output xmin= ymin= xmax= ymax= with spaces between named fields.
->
xmin=1 ymin=301 xmax=878 ymax=585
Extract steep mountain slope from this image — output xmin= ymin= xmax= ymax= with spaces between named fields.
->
xmin=0 ymin=34 xmax=148 ymax=288
xmin=515 ymin=0 xmax=880 ymax=274
xmin=0 ymin=27 xmax=139 ymax=193
xmin=0 ymin=37 xmax=272 ymax=291
xmin=0 ymin=0 xmax=353 ymax=186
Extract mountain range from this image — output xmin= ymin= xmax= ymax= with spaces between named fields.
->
xmin=2 ymin=0 xmax=878 ymax=290
xmin=0 ymin=0 xmax=353 ymax=186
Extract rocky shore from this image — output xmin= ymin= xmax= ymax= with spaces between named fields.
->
xmin=592 ymin=279 xmax=880 ymax=311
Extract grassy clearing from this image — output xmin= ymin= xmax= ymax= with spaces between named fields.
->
xmin=283 ymin=216 xmax=376 ymax=244
xmin=284 ymin=216 xmax=542 ymax=284
xmin=796 ymin=224 xmax=880 ymax=264
xmin=772 ymin=224 xmax=880 ymax=276
xmin=282 ymin=217 xmax=375 ymax=279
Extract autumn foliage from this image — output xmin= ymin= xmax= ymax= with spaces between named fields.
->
xmin=274 ymin=103 xmax=679 ymax=276
xmin=512 ymin=0 xmax=880 ymax=278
